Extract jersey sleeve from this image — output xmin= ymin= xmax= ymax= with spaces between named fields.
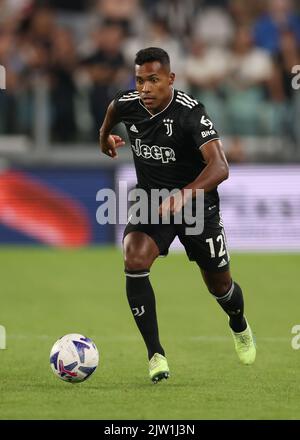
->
xmin=113 ymin=89 xmax=139 ymax=121
xmin=184 ymin=104 xmax=220 ymax=150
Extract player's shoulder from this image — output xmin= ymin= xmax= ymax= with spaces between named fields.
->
xmin=174 ymin=89 xmax=207 ymax=123
xmin=114 ymin=89 xmax=140 ymax=104
xmin=174 ymin=89 xmax=205 ymax=112
xmin=113 ymin=89 xmax=140 ymax=117
xmin=174 ymin=89 xmax=207 ymax=127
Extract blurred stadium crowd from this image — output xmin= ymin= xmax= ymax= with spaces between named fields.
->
xmin=0 ymin=0 xmax=300 ymax=158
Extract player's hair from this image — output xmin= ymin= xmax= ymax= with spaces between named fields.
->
xmin=135 ymin=47 xmax=170 ymax=68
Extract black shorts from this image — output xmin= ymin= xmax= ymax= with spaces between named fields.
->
xmin=123 ymin=211 xmax=230 ymax=273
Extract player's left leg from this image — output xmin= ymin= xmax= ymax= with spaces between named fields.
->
xmin=178 ymin=211 xmax=256 ymax=364
xmin=201 ymin=269 xmax=256 ymax=365
xmin=200 ymin=269 xmax=246 ymax=332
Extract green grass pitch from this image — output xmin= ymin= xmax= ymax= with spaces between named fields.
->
xmin=0 ymin=247 xmax=299 ymax=420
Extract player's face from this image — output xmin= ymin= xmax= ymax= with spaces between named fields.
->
xmin=135 ymin=61 xmax=175 ymax=114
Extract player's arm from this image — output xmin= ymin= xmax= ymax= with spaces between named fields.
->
xmin=183 ymin=139 xmax=229 ymax=195
xmin=99 ymin=101 xmax=125 ymax=159
xmin=159 ymin=139 xmax=228 ymax=216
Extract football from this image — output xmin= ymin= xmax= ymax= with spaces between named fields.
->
xmin=50 ymin=333 xmax=99 ymax=383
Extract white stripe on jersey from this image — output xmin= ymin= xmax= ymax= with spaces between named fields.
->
xmin=121 ymin=91 xmax=139 ymax=98
xmin=119 ymin=96 xmax=140 ymax=101
xmin=175 ymin=98 xmax=194 ymax=109
xmin=118 ymin=91 xmax=139 ymax=101
xmin=198 ymin=137 xmax=220 ymax=150
xmin=177 ymin=91 xmax=198 ymax=105
xmin=176 ymin=95 xmax=197 ymax=108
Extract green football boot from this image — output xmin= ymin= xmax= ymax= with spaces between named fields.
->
xmin=230 ymin=319 xmax=256 ymax=365
xmin=149 ymin=353 xmax=170 ymax=383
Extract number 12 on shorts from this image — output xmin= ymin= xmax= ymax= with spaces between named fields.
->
xmin=206 ymin=232 xmax=229 ymax=259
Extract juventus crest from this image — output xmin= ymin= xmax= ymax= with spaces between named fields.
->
xmin=163 ymin=118 xmax=173 ymax=136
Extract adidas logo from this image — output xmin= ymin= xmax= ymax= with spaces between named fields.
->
xmin=130 ymin=124 xmax=138 ymax=133
xmin=218 ymin=258 xmax=227 ymax=268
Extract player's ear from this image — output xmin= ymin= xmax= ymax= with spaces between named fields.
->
xmin=169 ymin=72 xmax=175 ymax=85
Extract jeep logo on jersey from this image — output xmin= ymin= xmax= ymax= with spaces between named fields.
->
xmin=132 ymin=139 xmax=176 ymax=163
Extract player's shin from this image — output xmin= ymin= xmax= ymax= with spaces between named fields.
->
xmin=125 ymin=269 xmax=165 ymax=360
xmin=213 ymin=281 xmax=247 ymax=333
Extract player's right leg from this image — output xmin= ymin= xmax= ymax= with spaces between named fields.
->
xmin=123 ymin=230 xmax=170 ymax=382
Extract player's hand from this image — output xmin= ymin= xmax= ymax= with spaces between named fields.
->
xmin=159 ymin=190 xmax=186 ymax=218
xmin=100 ymin=134 xmax=125 ymax=159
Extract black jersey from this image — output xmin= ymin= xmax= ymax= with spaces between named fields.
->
xmin=114 ymin=88 xmax=221 ymax=215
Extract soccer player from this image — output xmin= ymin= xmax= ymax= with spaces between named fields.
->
xmin=99 ymin=47 xmax=256 ymax=383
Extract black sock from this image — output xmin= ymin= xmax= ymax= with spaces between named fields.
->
xmin=125 ymin=269 xmax=165 ymax=360
xmin=215 ymin=281 xmax=247 ymax=333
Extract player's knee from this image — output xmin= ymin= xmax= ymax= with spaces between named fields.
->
xmin=207 ymin=279 xmax=232 ymax=297
xmin=124 ymin=251 xmax=150 ymax=272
